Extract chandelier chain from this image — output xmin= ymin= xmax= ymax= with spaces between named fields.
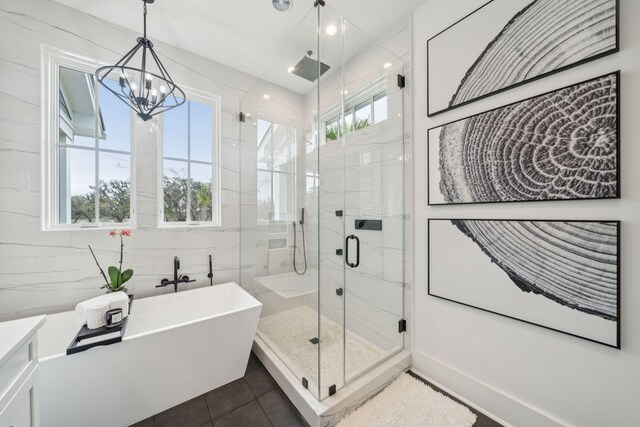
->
xmin=143 ymin=1 xmax=147 ymax=40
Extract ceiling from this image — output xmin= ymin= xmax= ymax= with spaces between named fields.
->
xmin=51 ymin=0 xmax=428 ymax=93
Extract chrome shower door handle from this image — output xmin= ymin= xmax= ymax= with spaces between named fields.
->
xmin=345 ymin=234 xmax=360 ymax=268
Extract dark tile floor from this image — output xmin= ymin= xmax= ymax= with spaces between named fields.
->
xmin=131 ymin=353 xmax=501 ymax=427
xmin=407 ymin=371 xmax=503 ymax=427
xmin=130 ymin=352 xmax=308 ymax=427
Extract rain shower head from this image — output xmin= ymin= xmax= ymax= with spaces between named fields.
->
xmin=290 ymin=51 xmax=330 ymax=82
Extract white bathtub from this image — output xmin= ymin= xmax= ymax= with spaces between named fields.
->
xmin=37 ymin=282 xmax=262 ymax=427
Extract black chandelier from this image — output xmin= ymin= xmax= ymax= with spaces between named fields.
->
xmin=95 ymin=0 xmax=185 ymax=121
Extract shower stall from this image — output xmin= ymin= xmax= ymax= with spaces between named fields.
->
xmin=239 ymin=2 xmax=408 ymax=410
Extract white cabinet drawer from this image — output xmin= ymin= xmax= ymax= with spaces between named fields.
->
xmin=0 ymin=344 xmax=30 ymax=402
xmin=5 ymin=386 xmax=32 ymax=427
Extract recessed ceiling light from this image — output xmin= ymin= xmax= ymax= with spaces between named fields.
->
xmin=263 ymin=94 xmax=270 ymax=100
xmin=383 ymin=62 xmax=392 ymax=70
xmin=287 ymin=66 xmax=295 ymax=73
xmin=326 ymin=25 xmax=337 ymax=36
xmin=341 ymin=90 xmax=349 ymax=95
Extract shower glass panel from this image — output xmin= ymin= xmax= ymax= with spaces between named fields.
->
xmin=240 ymin=7 xmax=322 ymax=399
xmin=239 ymin=3 xmax=405 ymax=402
xmin=315 ymin=6 xmax=405 ymax=399
xmin=316 ymin=6 xmax=346 ymax=399
xmin=340 ymin=16 xmax=405 ymax=385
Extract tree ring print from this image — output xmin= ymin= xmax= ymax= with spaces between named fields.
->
xmin=435 ymin=73 xmax=618 ymax=204
xmin=451 ymin=220 xmax=618 ymax=321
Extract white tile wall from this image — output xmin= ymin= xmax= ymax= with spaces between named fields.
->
xmin=0 ymin=0 xmax=300 ymax=321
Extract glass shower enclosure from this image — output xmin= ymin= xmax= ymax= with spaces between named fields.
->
xmin=240 ymin=3 xmax=405 ymax=401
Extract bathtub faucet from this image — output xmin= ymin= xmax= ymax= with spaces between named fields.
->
xmin=157 ymin=256 xmax=195 ymax=292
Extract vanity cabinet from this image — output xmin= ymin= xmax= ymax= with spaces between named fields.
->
xmin=0 ymin=316 xmax=45 ymax=427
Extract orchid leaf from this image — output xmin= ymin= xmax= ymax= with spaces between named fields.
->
xmin=120 ymin=269 xmax=134 ymax=285
xmin=108 ymin=266 xmax=121 ymax=287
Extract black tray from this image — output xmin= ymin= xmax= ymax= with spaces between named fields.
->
xmin=67 ymin=294 xmax=134 ymax=355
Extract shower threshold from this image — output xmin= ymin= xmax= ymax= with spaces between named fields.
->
xmin=253 ymin=319 xmax=410 ymax=426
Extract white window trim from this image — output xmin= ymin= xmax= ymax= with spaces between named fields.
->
xmin=255 ymin=117 xmax=297 ymax=226
xmin=322 ymin=76 xmax=387 ymax=126
xmin=157 ymin=86 xmax=221 ymax=228
xmin=41 ymin=45 xmax=137 ymax=231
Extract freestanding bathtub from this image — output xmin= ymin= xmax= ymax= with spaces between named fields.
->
xmin=37 ymin=282 xmax=262 ymax=427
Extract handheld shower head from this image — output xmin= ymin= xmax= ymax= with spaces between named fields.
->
xmin=300 ymin=208 xmax=305 ymax=225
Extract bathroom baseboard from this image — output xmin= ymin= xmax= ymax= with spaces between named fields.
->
xmin=411 ymin=350 xmax=567 ymax=427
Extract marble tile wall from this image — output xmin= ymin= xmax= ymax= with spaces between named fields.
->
xmin=0 ymin=0 xmax=302 ymax=321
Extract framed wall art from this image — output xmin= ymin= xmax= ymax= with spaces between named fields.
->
xmin=428 ymin=219 xmax=620 ymax=348
xmin=428 ymin=72 xmax=619 ymax=205
xmin=427 ymin=0 xmax=619 ymax=116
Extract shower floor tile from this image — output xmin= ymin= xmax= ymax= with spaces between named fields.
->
xmin=258 ymin=306 xmax=388 ymax=397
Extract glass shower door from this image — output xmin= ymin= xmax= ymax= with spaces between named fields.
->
xmin=239 ymin=2 xmax=405 ymax=402
xmin=341 ymin=44 xmax=406 ymax=383
xmin=316 ymin=6 xmax=406 ymax=399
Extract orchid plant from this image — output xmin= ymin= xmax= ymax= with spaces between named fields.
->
xmin=89 ymin=229 xmax=134 ymax=293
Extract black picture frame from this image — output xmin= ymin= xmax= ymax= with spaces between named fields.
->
xmin=427 ymin=71 xmax=620 ymax=206
xmin=427 ymin=219 xmax=621 ymax=349
xmin=426 ymin=0 xmax=620 ymax=117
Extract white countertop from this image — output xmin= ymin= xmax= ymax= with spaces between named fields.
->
xmin=0 ymin=315 xmax=46 ymax=366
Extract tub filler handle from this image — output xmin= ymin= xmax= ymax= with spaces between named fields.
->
xmin=157 ymin=256 xmax=195 ymax=292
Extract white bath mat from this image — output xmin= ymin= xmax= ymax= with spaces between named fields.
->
xmin=336 ymin=373 xmax=477 ymax=427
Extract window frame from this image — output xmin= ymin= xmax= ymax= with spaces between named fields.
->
xmin=157 ymin=86 xmax=221 ymax=228
xmin=42 ymin=46 xmax=137 ymax=231
xmin=256 ymin=118 xmax=296 ymax=224
xmin=322 ymin=76 xmax=387 ymax=144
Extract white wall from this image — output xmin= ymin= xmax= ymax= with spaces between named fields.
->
xmin=0 ymin=0 xmax=302 ymax=321
xmin=411 ymin=1 xmax=640 ymax=426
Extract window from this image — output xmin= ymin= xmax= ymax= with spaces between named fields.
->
xmin=160 ymin=91 xmax=220 ymax=226
xmin=257 ymin=119 xmax=294 ymax=222
xmin=324 ymin=88 xmax=387 ymax=143
xmin=44 ymin=48 xmax=135 ymax=229
xmin=373 ymin=92 xmax=388 ymax=123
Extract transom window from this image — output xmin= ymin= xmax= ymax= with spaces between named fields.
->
xmin=160 ymin=92 xmax=220 ymax=226
xmin=325 ymin=89 xmax=387 ymax=143
xmin=55 ymin=65 xmax=134 ymax=228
